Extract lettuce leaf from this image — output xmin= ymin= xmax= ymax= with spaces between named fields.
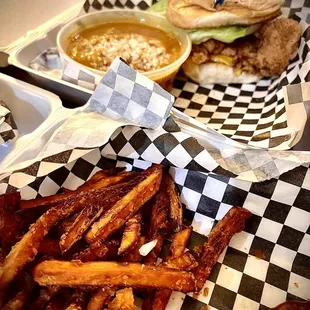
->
xmin=147 ymin=0 xmax=168 ymax=16
xmin=148 ymin=0 xmax=249 ymax=44
xmin=187 ymin=26 xmax=249 ymax=44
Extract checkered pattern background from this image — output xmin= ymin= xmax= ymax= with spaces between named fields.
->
xmin=168 ymin=9 xmax=310 ymax=149
xmin=4 ymin=58 xmax=310 ymax=185
xmin=82 ymin=0 xmax=309 ymax=18
xmin=30 ymin=1 xmax=310 ymax=149
xmin=0 ymin=116 xmax=230 ymax=191
xmin=61 ymin=57 xmax=99 ymax=91
xmin=0 ymin=99 xmax=19 ymax=145
xmin=3 ymin=112 xmax=310 ymax=188
xmin=88 ymin=58 xmax=174 ymax=129
xmin=76 ymin=0 xmax=310 ymax=149
xmin=4 ymin=148 xmax=309 ymax=309
xmin=30 ymin=48 xmax=62 ymax=73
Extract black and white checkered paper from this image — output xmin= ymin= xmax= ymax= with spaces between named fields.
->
xmin=0 ymin=99 xmax=18 ymax=145
xmin=77 ymin=0 xmax=310 ymax=149
xmin=3 ymin=58 xmax=310 ymax=184
xmin=2 ymin=35 xmax=310 ymax=310
xmin=0 ymin=58 xmax=223 ymax=186
xmin=30 ymin=1 xmax=310 ymax=151
xmin=29 ymin=47 xmax=63 ymax=80
xmin=3 ymin=148 xmax=309 ymax=309
xmin=87 ymin=58 xmax=174 ymax=129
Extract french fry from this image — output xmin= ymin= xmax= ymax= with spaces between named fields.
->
xmin=0 ymin=165 xmax=252 ymax=310
xmin=191 ymin=244 xmax=203 ymax=260
xmin=33 ymin=260 xmax=196 ymax=292
xmin=145 ymin=227 xmax=192 ymax=310
xmin=83 ymin=170 xmax=108 ymax=183
xmin=59 ymin=288 xmax=74 ymax=301
xmin=61 ymin=188 xmax=73 ymax=194
xmin=55 ymin=213 xmax=79 ymax=237
xmin=194 ymin=206 xmax=252 ymax=290
xmin=108 ymin=288 xmax=136 ymax=310
xmin=81 ymin=167 xmax=126 ymax=187
xmin=86 ymin=166 xmax=163 ymax=243
xmin=169 ymin=226 xmax=192 ymax=259
xmin=83 ymin=171 xmax=134 ymax=192
xmin=2 ymin=288 xmax=32 ymax=310
xmin=74 ymin=241 xmax=109 ymax=262
xmin=165 ymin=174 xmax=183 ymax=232
xmin=20 ymin=170 xmax=132 ymax=210
xmin=75 ymin=167 xmax=126 ymax=191
xmin=118 ymin=212 xmax=142 ymax=256
xmin=38 ymin=238 xmax=62 ymax=258
xmin=141 ymin=292 xmax=153 ymax=310
xmin=58 ymin=175 xmax=142 ymax=253
xmin=143 ymin=183 xmax=169 ymax=266
xmin=74 ymin=240 xmax=119 ymax=262
xmin=121 ymin=236 xmax=146 ymax=263
xmin=148 ymin=289 xmax=172 ymax=310
xmin=144 ymin=253 xmax=197 ymax=308
xmin=0 ymin=192 xmax=22 ymax=256
xmin=0 ymin=192 xmax=92 ymax=291
xmin=30 ymin=286 xmax=60 ymax=310
xmin=59 ymin=178 xmax=141 ymax=253
xmin=162 ymin=252 xmax=198 ymax=271
xmin=64 ymin=291 xmax=86 ymax=310
xmin=0 ymin=192 xmax=20 ymax=212
xmin=1 ymin=173 xmax=150 ymax=291
xmin=148 ymin=189 xmax=169 ymax=239
xmin=46 ymin=295 xmax=66 ymax=310
xmin=1 ymin=276 xmax=34 ymax=310
xmin=98 ymin=167 xmax=126 ymax=177
xmin=87 ymin=287 xmax=116 ymax=310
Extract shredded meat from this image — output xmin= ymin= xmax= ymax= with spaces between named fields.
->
xmin=203 ymin=40 xmax=216 ymax=53
xmin=191 ymin=18 xmax=302 ymax=76
xmin=192 ymin=45 xmax=210 ymax=63
xmin=221 ymin=47 xmax=237 ymax=57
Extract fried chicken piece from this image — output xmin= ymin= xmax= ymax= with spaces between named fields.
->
xmin=254 ymin=18 xmax=302 ymax=76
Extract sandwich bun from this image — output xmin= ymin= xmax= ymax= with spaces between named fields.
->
xmin=182 ymin=58 xmax=261 ymax=84
xmin=167 ymin=0 xmax=283 ymax=29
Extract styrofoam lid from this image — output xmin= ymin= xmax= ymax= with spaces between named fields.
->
xmin=0 ymin=0 xmax=85 ymax=52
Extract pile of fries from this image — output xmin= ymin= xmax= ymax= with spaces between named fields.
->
xmin=0 ymin=165 xmax=251 ymax=309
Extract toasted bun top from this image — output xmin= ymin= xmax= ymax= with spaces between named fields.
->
xmin=167 ymin=0 xmax=283 ymax=29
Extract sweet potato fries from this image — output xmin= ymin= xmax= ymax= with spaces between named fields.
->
xmin=0 ymin=164 xmax=252 ymax=309
xmin=33 ymin=260 xmax=196 ymax=292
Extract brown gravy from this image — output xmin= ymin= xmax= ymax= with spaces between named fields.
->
xmin=66 ymin=22 xmax=181 ymax=72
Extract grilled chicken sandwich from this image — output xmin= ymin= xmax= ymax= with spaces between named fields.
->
xmin=149 ymin=0 xmax=302 ymax=84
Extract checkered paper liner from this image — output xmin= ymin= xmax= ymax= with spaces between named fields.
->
xmin=2 ymin=148 xmax=309 ymax=309
xmin=29 ymin=3 xmax=310 ymax=150
xmin=0 ymin=99 xmax=19 ymax=145
xmin=56 ymin=0 xmax=309 ymax=150
xmin=5 ymin=58 xmax=310 ymax=184
xmin=29 ymin=47 xmax=63 ymax=80
xmin=5 ymin=3 xmax=309 ymax=308
xmin=0 ymin=58 xmax=174 ymax=174
xmin=29 ymin=3 xmax=310 ymax=151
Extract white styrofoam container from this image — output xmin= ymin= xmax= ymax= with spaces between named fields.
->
xmin=0 ymin=72 xmax=77 ymax=171
xmin=1 ymin=0 xmax=91 ymax=106
xmin=0 ymin=0 xmax=84 ymax=63
xmin=9 ymin=24 xmax=93 ymax=106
